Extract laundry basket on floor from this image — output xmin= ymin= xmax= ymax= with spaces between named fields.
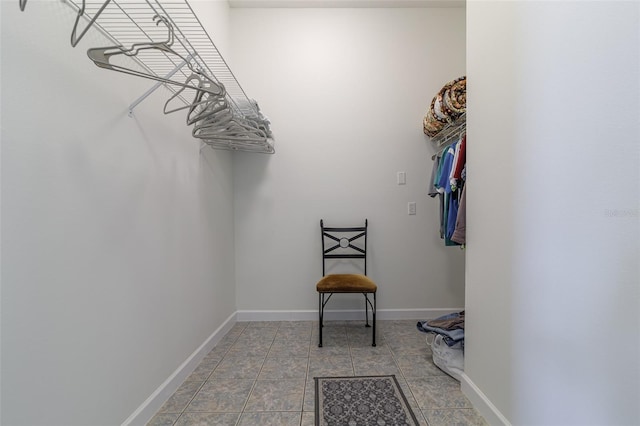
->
xmin=427 ymin=333 xmax=464 ymax=381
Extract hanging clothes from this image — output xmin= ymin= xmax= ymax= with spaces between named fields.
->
xmin=451 ymin=184 xmax=466 ymax=244
xmin=435 ymin=142 xmax=460 ymax=246
xmin=434 ymin=145 xmax=452 ymax=237
xmin=450 ymin=134 xmax=466 ymax=192
xmin=428 ymin=151 xmax=445 ymax=239
xmin=446 ymin=195 xmax=459 ymax=242
xmin=436 ymin=145 xmax=455 ymax=193
xmin=429 ymin=133 xmax=466 ymax=247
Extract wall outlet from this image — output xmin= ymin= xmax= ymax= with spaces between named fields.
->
xmin=397 ymin=171 xmax=406 ymax=185
xmin=408 ymin=202 xmax=416 ymax=215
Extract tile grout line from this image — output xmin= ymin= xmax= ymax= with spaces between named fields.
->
xmin=302 ymin=324 xmax=313 ymax=426
xmin=392 ymin=336 xmax=428 ymax=426
xmin=171 ymin=323 xmax=246 ymax=426
xmin=234 ymin=323 xmax=279 ymax=426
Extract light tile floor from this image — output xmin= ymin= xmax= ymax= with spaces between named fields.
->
xmin=147 ymin=320 xmax=487 ymax=426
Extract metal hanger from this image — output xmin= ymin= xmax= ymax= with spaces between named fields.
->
xmin=18 ymin=0 xmax=111 ymax=47
xmin=86 ymin=15 xmax=222 ymax=96
xmin=71 ymin=0 xmax=112 ymax=47
xmin=185 ymin=83 xmax=228 ymax=125
xmin=192 ymin=109 xmax=236 ymax=136
xmin=163 ymin=74 xmax=224 ymax=115
xmin=193 ymin=103 xmax=272 ymax=141
xmin=194 ymin=115 xmax=269 ymax=141
xmin=188 ymin=99 xmax=229 ymax=127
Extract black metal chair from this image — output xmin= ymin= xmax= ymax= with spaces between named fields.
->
xmin=316 ymin=219 xmax=377 ymax=347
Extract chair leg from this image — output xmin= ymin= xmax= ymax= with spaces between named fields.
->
xmin=318 ymin=293 xmax=323 ymax=348
xmin=372 ymin=292 xmax=376 ymax=347
xmin=364 ymin=293 xmax=371 ymax=328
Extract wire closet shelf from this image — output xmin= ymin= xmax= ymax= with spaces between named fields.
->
xmin=431 ymin=112 xmax=465 ymax=148
xmin=64 ymin=0 xmax=275 ymax=154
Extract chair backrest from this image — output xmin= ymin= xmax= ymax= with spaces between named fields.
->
xmin=320 ymin=219 xmax=368 ymax=276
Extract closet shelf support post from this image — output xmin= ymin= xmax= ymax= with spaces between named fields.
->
xmin=128 ymin=55 xmax=193 ymax=117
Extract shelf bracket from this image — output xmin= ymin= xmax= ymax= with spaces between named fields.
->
xmin=128 ymin=55 xmax=192 ymax=117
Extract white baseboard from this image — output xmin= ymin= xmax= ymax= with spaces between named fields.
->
xmin=460 ymin=372 xmax=511 ymax=426
xmin=236 ymin=310 xmax=318 ymax=321
xmin=236 ymin=308 xmax=463 ymax=322
xmin=121 ymin=312 xmax=237 ymax=426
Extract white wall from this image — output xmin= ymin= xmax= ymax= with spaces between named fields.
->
xmin=466 ymin=1 xmax=640 ymax=424
xmin=0 ymin=1 xmax=235 ymax=425
xmin=229 ymin=7 xmax=466 ymax=315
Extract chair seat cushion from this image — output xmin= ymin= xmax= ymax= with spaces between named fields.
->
xmin=316 ymin=274 xmax=377 ymax=293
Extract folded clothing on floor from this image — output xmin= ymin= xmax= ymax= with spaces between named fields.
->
xmin=416 ymin=311 xmax=465 ymax=347
xmin=426 ymin=310 xmax=465 ymax=330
